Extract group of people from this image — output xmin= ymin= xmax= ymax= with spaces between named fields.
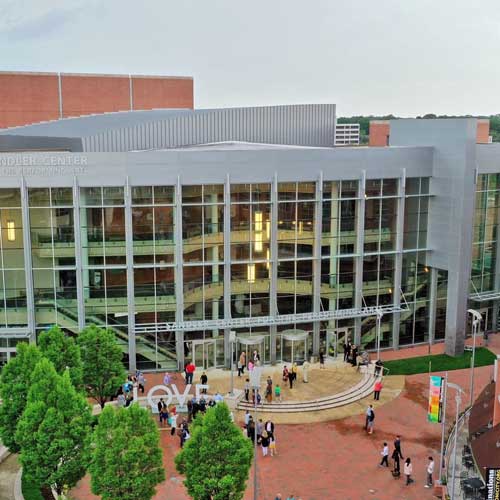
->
xmin=377 ymin=435 xmax=435 ymax=488
xmin=116 ymin=371 xmax=147 ymax=408
xmin=243 ymin=412 xmax=277 ymax=457
xmin=237 ymin=349 xmax=262 ymax=376
xmin=282 ymin=363 xmax=298 ymax=388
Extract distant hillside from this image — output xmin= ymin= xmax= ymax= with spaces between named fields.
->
xmin=338 ymin=115 xmax=500 ymax=144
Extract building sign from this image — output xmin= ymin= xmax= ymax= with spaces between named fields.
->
xmin=428 ymin=375 xmax=444 ymax=423
xmin=147 ymin=383 xmax=210 ymax=409
xmin=487 ymin=468 xmax=500 ymax=500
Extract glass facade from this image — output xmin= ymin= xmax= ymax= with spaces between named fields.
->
xmin=3 ymin=172 xmax=491 ymax=372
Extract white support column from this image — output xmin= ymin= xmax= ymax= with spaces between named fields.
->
xmin=354 ymin=171 xmax=366 ymax=346
xmin=210 ymin=195 xmax=219 ymax=338
xmin=124 ymin=177 xmax=136 ymax=372
xmin=269 ymin=173 xmax=279 ymax=363
xmin=428 ymin=267 xmax=438 ymax=345
xmin=312 ymin=173 xmax=323 ymax=356
xmin=392 ymin=169 xmax=406 ymax=349
xmin=20 ymin=178 xmax=36 ymax=343
xmin=174 ymin=177 xmax=185 ymax=369
xmin=223 ymin=175 xmax=232 ymax=367
xmin=72 ymin=177 xmax=85 ymax=330
xmin=328 ymin=181 xmax=340 ymax=339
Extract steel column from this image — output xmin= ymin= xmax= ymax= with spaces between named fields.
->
xmin=20 ymin=178 xmax=36 ymax=343
xmin=124 ymin=177 xmax=136 ymax=372
xmin=174 ymin=176 xmax=185 ymax=369
xmin=269 ymin=172 xmax=278 ymax=363
xmin=72 ymin=177 xmax=85 ymax=330
xmin=312 ymin=172 xmax=323 ymax=357
xmin=354 ymin=171 xmax=366 ymax=346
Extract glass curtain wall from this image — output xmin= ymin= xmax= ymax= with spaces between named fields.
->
xmin=0 ymin=188 xmax=27 ymax=329
xmin=132 ymin=186 xmax=176 ymax=370
xmin=29 ymin=187 xmax=77 ymax=337
xmin=80 ymin=187 xmax=128 ymax=356
xmin=362 ymin=179 xmax=399 ymax=349
xmin=182 ymin=185 xmax=225 ymax=366
xmin=276 ymin=182 xmax=315 ymax=357
xmin=320 ymin=180 xmax=358 ymax=353
xmin=399 ymin=177 xmax=432 ymax=345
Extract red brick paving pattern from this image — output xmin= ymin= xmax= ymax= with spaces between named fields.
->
xmin=71 ymin=336 xmax=500 ymax=500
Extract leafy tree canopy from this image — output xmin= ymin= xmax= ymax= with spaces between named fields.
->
xmin=77 ymin=325 xmax=126 ymax=408
xmin=38 ymin=325 xmax=83 ymax=389
xmin=0 ymin=342 xmax=42 ymax=452
xmin=90 ymin=403 xmax=165 ymax=500
xmin=15 ymin=358 xmax=92 ymax=496
xmin=175 ymin=403 xmax=253 ymax=500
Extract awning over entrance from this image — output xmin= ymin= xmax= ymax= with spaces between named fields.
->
xmin=280 ymin=329 xmax=308 ymax=341
xmin=236 ymin=335 xmax=266 ymax=345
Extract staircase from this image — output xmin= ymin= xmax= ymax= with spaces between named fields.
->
xmin=237 ymin=365 xmax=378 ymax=413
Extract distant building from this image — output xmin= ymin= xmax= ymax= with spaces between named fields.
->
xmin=0 ymin=71 xmax=194 ymax=129
xmin=369 ymin=118 xmax=491 ymax=146
xmin=335 ymin=123 xmax=360 ymax=146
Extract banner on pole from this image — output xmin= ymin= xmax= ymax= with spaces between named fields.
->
xmin=428 ymin=375 xmax=444 ymax=423
xmin=486 ymin=468 xmax=500 ymax=500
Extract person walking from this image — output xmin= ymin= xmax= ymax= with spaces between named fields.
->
xmin=269 ymin=434 xmax=277 ymax=456
xmin=257 ymin=419 xmax=264 ymax=443
xmin=425 ymin=456 xmax=434 ymax=488
xmin=380 ymin=442 xmax=389 ymax=467
xmin=261 ymin=430 xmax=270 ymax=456
xmin=366 ymin=405 xmax=375 ymax=434
xmin=238 ymin=351 xmax=246 ymax=377
xmin=157 ymin=398 xmax=166 ymax=424
xmin=265 ymin=419 xmax=275 ymax=440
xmin=185 ymin=361 xmax=195 ymax=384
xmin=319 ymin=350 xmax=325 ymax=369
xmin=266 ymin=377 xmax=273 ymax=403
xmin=391 ymin=448 xmax=401 ymax=476
xmin=200 ymin=371 xmax=208 ymax=393
xmin=350 ymin=344 xmax=358 ymax=367
xmin=343 ymin=340 xmax=351 ymax=362
xmin=364 ymin=404 xmax=374 ymax=430
xmin=373 ymin=379 xmax=383 ymax=400
xmin=288 ymin=366 xmax=294 ymax=389
xmin=170 ymin=409 xmax=178 ymax=436
xmin=275 ymin=383 xmax=282 ymax=402
xmin=244 ymin=378 xmax=250 ymax=402
xmin=137 ymin=372 xmax=146 ymax=393
xmin=244 ymin=410 xmax=251 ymax=427
xmin=403 ymin=458 xmax=413 ymax=485
xmin=282 ymin=365 xmax=289 ymax=383
xmin=394 ymin=436 xmax=404 ymax=461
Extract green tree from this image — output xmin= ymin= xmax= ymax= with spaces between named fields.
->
xmin=0 ymin=342 xmax=42 ymax=452
xmin=175 ymin=403 xmax=253 ymax=500
xmin=89 ymin=403 xmax=165 ymax=500
xmin=38 ymin=325 xmax=83 ymax=389
xmin=15 ymin=358 xmax=92 ymax=497
xmin=77 ymin=325 xmax=126 ymax=408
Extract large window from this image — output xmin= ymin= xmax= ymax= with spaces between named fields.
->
xmin=0 ymin=189 xmax=27 ymax=328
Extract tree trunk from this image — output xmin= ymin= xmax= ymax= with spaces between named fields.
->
xmin=41 ymin=485 xmax=56 ymax=500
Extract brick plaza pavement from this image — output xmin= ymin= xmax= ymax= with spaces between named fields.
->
xmin=71 ymin=336 xmax=500 ymax=500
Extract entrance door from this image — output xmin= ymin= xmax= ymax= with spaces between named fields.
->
xmin=237 ymin=339 xmax=265 ymax=365
xmin=282 ymin=338 xmax=307 ymax=363
xmin=192 ymin=340 xmax=216 ymax=370
xmin=327 ymin=328 xmax=351 ymax=358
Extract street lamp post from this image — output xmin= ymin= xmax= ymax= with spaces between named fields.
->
xmin=376 ymin=311 xmax=383 ymax=360
xmin=467 ymin=309 xmax=482 ymax=407
xmin=449 ymin=386 xmax=463 ymax=500
xmin=249 ymin=364 xmax=262 ymax=500
xmin=229 ymin=330 xmax=236 ymax=397
xmin=437 ymin=381 xmax=464 ymax=497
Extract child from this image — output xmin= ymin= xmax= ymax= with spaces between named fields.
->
xmin=244 ymin=379 xmax=250 ymax=402
xmin=269 ymin=435 xmax=277 ymax=456
xmin=275 ymin=384 xmax=282 ymax=402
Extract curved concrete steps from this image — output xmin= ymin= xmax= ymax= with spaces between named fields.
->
xmin=237 ymin=368 xmax=379 ymax=413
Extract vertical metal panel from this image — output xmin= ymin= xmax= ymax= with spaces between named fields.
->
xmin=73 ymin=177 xmax=85 ymax=330
xmin=20 ymin=177 xmax=36 ymax=342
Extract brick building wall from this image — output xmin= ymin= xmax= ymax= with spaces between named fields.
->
xmin=0 ymin=71 xmax=194 ymax=129
xmin=369 ymin=119 xmax=490 ymax=146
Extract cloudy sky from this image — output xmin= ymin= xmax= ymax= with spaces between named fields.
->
xmin=1 ymin=0 xmax=499 ymax=117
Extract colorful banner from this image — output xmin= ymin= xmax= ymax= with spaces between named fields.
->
xmin=487 ymin=468 xmax=500 ymax=500
xmin=428 ymin=376 xmax=444 ymax=423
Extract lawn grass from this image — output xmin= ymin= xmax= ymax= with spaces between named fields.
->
xmin=383 ymin=347 xmax=497 ymax=375
xmin=21 ymin=473 xmax=44 ymax=500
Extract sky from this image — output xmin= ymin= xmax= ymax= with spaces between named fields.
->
xmin=1 ymin=0 xmax=499 ymax=117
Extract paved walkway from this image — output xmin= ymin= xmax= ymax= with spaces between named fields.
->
xmin=0 ymin=454 xmax=19 ymax=500
xmin=71 ymin=335 xmax=500 ymax=500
